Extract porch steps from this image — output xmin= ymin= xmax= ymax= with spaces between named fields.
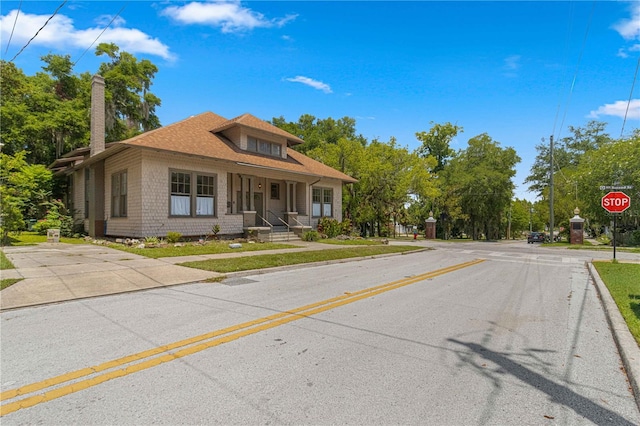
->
xmin=269 ymin=231 xmax=301 ymax=243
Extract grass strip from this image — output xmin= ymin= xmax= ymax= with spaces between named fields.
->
xmin=315 ymin=239 xmax=383 ymax=246
xmin=3 ymin=232 xmax=87 ymax=246
xmin=567 ymin=245 xmax=640 ymax=253
xmin=179 ymin=245 xmax=423 ymax=273
xmin=593 ymin=261 xmax=640 ymax=346
xmin=112 ymin=242 xmax=299 ymax=259
xmin=0 ymin=251 xmax=15 ymax=270
xmin=1 ymin=278 xmax=23 ymax=290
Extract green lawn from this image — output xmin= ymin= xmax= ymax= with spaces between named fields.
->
xmin=2 ymin=232 xmax=87 ymax=246
xmin=316 ymin=238 xmax=384 ymax=246
xmin=0 ymin=251 xmax=22 ymax=290
xmin=179 ymin=245 xmax=424 ymax=273
xmin=0 ymin=250 xmax=14 ymax=270
xmin=110 ymin=241 xmax=300 ymax=258
xmin=593 ymin=261 xmax=640 ymax=346
xmin=567 ymin=244 xmax=640 ymax=253
xmin=1 ymin=278 xmax=22 ymax=290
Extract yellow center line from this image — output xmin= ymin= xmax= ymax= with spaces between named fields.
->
xmin=1 ymin=259 xmax=484 ymax=416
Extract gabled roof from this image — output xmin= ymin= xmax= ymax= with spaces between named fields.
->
xmin=105 ymin=112 xmax=356 ymax=183
xmin=210 ymin=113 xmax=304 ymax=146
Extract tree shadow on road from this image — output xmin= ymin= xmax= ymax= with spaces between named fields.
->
xmin=448 ymin=338 xmax=637 ymax=426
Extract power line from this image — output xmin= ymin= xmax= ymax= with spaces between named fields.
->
xmin=9 ymin=0 xmax=67 ymax=63
xmin=4 ymin=0 xmax=23 ymax=56
xmin=555 ymin=0 xmax=596 ymax=142
xmin=620 ymin=56 xmax=639 ymax=138
xmin=551 ymin=1 xmax=576 ymax=138
xmin=73 ymin=3 xmax=128 ymax=67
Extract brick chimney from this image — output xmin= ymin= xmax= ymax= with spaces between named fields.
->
xmin=90 ymin=74 xmax=105 ymax=157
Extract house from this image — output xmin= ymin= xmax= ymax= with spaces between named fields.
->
xmin=51 ymin=75 xmax=356 ymax=240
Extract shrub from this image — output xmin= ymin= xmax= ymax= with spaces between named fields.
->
xmin=0 ymin=193 xmax=24 ymax=243
xmin=144 ymin=236 xmax=160 ymax=245
xmin=302 ymin=230 xmax=320 ymax=241
xmin=628 ymin=230 xmax=640 ymax=247
xmin=317 ymin=217 xmax=342 ymax=238
xmin=341 ymin=218 xmax=353 ymax=235
xmin=31 ymin=199 xmax=75 ymax=237
xmin=210 ymin=224 xmax=220 ymax=239
xmin=166 ymin=231 xmax=182 ymax=243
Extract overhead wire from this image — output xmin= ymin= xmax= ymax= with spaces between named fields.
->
xmin=3 ymin=0 xmax=23 ymax=56
xmin=73 ymin=3 xmax=128 ymax=67
xmin=554 ymin=0 xmax=596 ymax=143
xmin=551 ymin=1 xmax=575 ymax=138
xmin=8 ymin=0 xmax=67 ymax=63
xmin=620 ymin=56 xmax=639 ymax=138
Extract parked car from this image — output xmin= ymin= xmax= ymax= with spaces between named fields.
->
xmin=527 ymin=232 xmax=545 ymax=243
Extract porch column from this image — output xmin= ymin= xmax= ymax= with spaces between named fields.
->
xmin=285 ymin=181 xmax=297 ymax=212
xmin=249 ymin=177 xmax=255 ymax=211
xmin=240 ymin=176 xmax=248 ymax=211
xmin=291 ymin=182 xmax=297 ymax=212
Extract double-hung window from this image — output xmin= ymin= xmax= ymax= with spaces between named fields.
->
xmin=312 ymin=187 xmax=333 ymax=217
xmin=196 ymin=175 xmax=215 ymax=216
xmin=111 ymin=170 xmax=127 ymax=217
xmin=170 ymin=170 xmax=216 ymax=217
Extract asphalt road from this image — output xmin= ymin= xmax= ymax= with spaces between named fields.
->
xmin=2 ymin=242 xmax=639 ymax=425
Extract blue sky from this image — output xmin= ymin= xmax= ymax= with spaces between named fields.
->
xmin=2 ymin=1 xmax=639 ymax=201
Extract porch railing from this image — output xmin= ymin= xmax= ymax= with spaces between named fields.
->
xmin=256 ymin=214 xmax=273 ymax=242
xmin=267 ymin=210 xmax=290 ymax=241
xmin=288 ymin=215 xmax=306 ymax=228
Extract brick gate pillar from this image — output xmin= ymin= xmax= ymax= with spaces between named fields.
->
xmin=570 ymin=207 xmax=585 ymax=245
xmin=425 ymin=212 xmax=437 ymax=239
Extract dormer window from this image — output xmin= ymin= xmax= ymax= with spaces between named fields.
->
xmin=247 ymin=136 xmax=282 ymax=158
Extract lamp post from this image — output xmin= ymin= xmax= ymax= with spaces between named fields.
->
xmin=529 ymin=208 xmax=533 ymax=232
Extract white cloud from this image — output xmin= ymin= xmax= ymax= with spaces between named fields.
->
xmin=0 ymin=10 xmax=174 ymax=60
xmin=504 ymin=55 xmax=521 ymax=70
xmin=589 ymin=99 xmax=640 ymax=120
xmin=613 ymin=2 xmax=640 ymax=40
xmin=162 ymin=1 xmax=297 ymax=33
xmin=285 ymin=76 xmax=332 ymax=94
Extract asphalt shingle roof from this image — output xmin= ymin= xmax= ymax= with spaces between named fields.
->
xmin=117 ymin=112 xmax=356 ymax=183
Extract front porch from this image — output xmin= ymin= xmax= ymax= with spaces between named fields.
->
xmin=242 ymin=210 xmax=312 ymax=242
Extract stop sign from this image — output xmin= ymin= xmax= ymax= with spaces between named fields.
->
xmin=601 ymin=191 xmax=631 ymax=213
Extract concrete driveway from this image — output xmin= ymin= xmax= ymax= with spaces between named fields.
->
xmin=0 ymin=243 xmax=220 ymax=311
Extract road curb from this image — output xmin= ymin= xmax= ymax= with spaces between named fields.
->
xmin=587 ymin=261 xmax=640 ymax=412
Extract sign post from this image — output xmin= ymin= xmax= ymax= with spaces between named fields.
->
xmin=601 ymin=191 xmax=631 ymax=260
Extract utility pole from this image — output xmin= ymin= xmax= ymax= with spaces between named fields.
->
xmin=549 ymin=135 xmax=554 ymax=242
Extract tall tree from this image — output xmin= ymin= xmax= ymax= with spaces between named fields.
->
xmin=574 ymin=132 xmax=639 ymax=225
xmin=415 ymin=122 xmax=463 ymax=173
xmin=1 ymin=45 xmax=162 ymax=165
xmin=0 ymin=151 xmax=53 ymax=239
xmin=525 ymin=121 xmax=611 ymax=197
xmin=445 ymin=134 xmax=520 ymax=240
xmin=271 ymin=114 xmax=367 ymax=153
xmin=96 ymin=43 xmax=161 ymax=141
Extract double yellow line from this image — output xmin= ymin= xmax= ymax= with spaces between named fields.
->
xmin=1 ymin=259 xmax=484 ymax=416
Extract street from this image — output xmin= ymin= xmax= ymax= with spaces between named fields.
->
xmin=2 ymin=241 xmax=639 ymax=425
